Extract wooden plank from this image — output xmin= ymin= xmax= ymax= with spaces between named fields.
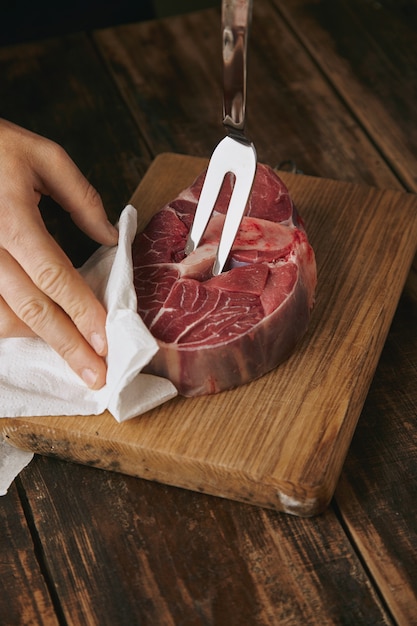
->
xmin=3 ymin=152 xmax=417 ymax=517
xmin=270 ymin=1 xmax=417 ymax=621
xmin=272 ymin=0 xmax=417 ymax=193
xmin=93 ymin=5 xmax=402 ymax=189
xmin=334 ymin=288 xmax=417 ymax=626
xmin=15 ymin=454 xmax=392 ymax=625
xmin=0 ymin=482 xmax=59 ymax=625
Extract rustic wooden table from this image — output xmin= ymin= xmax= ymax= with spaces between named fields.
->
xmin=1 ymin=1 xmax=416 ymax=624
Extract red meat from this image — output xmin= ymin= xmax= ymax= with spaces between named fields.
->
xmin=133 ymin=164 xmax=316 ymax=396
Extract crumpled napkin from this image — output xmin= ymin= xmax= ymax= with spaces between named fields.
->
xmin=0 ymin=205 xmax=178 ymax=494
xmin=0 ymin=204 xmax=177 ymax=420
xmin=0 ymin=438 xmax=33 ymax=496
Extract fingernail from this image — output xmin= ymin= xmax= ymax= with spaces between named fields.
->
xmin=81 ymin=367 xmax=98 ymax=388
xmin=91 ymin=331 xmax=106 ymax=355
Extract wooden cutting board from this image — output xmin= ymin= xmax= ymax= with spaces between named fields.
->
xmin=3 ymin=153 xmax=417 ymax=516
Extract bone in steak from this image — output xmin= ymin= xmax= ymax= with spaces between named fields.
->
xmin=132 ymin=163 xmax=317 ymax=396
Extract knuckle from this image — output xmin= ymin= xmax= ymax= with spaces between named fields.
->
xmin=16 ymin=295 xmax=55 ymax=331
xmin=40 ymin=138 xmax=68 ymax=165
xmin=54 ymin=334 xmax=81 ymax=363
xmin=34 ymin=261 xmax=97 ymax=329
xmin=35 ymin=261 xmax=70 ymax=300
xmin=68 ymin=298 xmax=91 ymax=328
xmin=13 ymin=292 xmax=83 ymax=364
xmin=82 ymin=181 xmax=103 ymax=210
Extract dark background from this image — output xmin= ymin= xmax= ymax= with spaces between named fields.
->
xmin=0 ymin=0 xmax=218 ymax=46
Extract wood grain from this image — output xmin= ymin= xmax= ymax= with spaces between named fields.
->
xmin=273 ymin=0 xmax=417 ymax=193
xmin=16 ymin=454 xmax=392 ymax=626
xmin=334 ymin=284 xmax=417 ymax=625
xmin=3 ymin=152 xmax=417 ymax=516
xmin=1 ymin=1 xmax=417 ymax=621
xmin=0 ymin=483 xmax=59 ymax=625
xmin=270 ymin=1 xmax=417 ymax=619
xmin=93 ymin=5 xmax=401 ymax=189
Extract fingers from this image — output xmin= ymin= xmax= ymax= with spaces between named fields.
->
xmin=34 ymin=140 xmax=119 ymax=247
xmin=0 ymin=247 xmax=107 ymax=389
xmin=0 ymin=119 xmax=116 ymax=389
xmin=2 ymin=120 xmax=119 ymax=248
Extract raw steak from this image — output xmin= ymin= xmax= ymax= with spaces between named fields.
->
xmin=132 ymin=164 xmax=317 ymax=396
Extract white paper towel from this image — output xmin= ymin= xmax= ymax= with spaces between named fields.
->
xmin=0 ymin=205 xmax=178 ymax=493
xmin=0 ymin=438 xmax=33 ymax=496
xmin=0 ymin=204 xmax=177 ymax=420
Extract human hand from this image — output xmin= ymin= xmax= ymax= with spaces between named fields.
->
xmin=0 ymin=119 xmax=119 ymax=389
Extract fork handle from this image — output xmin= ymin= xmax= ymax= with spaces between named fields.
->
xmin=222 ymin=0 xmax=253 ymax=136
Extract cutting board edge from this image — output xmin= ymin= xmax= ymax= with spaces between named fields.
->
xmin=2 ymin=420 xmax=332 ymax=517
xmin=134 ymin=151 xmax=417 ymax=207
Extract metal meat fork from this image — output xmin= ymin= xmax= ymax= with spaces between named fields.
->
xmin=185 ymin=0 xmax=257 ymax=275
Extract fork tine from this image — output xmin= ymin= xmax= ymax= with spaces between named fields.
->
xmin=184 ymin=138 xmax=229 ymax=256
xmin=185 ymin=135 xmax=256 ymax=273
xmin=185 ymin=0 xmax=256 ymax=272
xmin=213 ymin=141 xmax=256 ymax=275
